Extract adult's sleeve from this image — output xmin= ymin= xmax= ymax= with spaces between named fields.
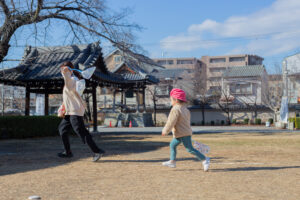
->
xmin=62 ymin=70 xmax=75 ymax=91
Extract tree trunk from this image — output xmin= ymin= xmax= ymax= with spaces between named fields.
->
xmin=153 ymin=97 xmax=157 ymax=126
xmin=226 ymin=109 xmax=231 ymax=125
xmin=201 ymin=103 xmax=205 ymax=125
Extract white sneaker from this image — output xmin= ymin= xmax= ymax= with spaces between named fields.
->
xmin=202 ymin=157 xmax=210 ymax=172
xmin=162 ymin=160 xmax=176 ymax=168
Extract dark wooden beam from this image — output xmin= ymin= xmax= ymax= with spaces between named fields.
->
xmin=92 ymin=85 xmax=97 ymax=132
xmin=45 ymin=93 xmax=49 ymax=116
xmin=143 ymin=87 xmax=146 ymax=112
xmin=29 ymin=88 xmax=63 ymax=94
xmin=25 ymin=86 xmax=30 ymax=116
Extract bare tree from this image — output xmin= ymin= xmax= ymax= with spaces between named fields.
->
xmin=0 ymin=0 xmax=141 ymax=63
xmin=193 ymin=86 xmax=210 ymax=125
xmin=210 ymin=78 xmax=234 ymax=125
xmin=174 ymin=71 xmax=196 ymax=104
xmin=146 ymin=86 xmax=158 ymax=126
xmin=263 ymin=74 xmax=283 ymax=122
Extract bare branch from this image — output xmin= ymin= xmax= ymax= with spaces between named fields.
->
xmin=0 ymin=0 xmax=10 ymax=16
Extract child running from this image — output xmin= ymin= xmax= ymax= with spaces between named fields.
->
xmin=161 ymin=88 xmax=210 ymax=171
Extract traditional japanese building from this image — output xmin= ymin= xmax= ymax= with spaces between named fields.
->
xmin=0 ymin=42 xmax=158 ymax=131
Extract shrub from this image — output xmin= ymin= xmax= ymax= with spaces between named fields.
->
xmin=191 ymin=122 xmax=196 ymax=126
xmin=244 ymin=118 xmax=249 ymax=125
xmin=255 ymin=118 xmax=262 ymax=125
xmin=288 ymin=117 xmax=295 ymax=123
xmin=210 ymin=120 xmax=215 ymax=126
xmin=268 ymin=118 xmax=274 ymax=124
xmin=232 ymin=119 xmax=237 ymax=124
xmin=0 ymin=116 xmax=62 ymax=139
xmin=221 ymin=120 xmax=225 ymax=125
xmin=295 ymin=117 xmax=300 ymax=129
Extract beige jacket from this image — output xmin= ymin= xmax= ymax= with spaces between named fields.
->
xmin=62 ymin=70 xmax=85 ymax=116
xmin=162 ymin=104 xmax=192 ymax=138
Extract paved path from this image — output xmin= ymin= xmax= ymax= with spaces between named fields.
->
xmin=91 ymin=126 xmax=300 ymax=135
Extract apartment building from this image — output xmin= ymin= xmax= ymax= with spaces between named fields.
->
xmin=200 ymin=54 xmax=263 ymax=92
xmin=152 ymin=57 xmax=207 ymax=95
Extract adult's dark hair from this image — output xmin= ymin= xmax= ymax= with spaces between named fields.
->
xmin=60 ymin=61 xmax=82 ymax=79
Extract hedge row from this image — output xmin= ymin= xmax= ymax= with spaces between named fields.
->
xmin=0 ymin=116 xmax=62 ymax=139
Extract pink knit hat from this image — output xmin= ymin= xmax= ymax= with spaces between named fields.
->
xmin=170 ymin=88 xmax=187 ymax=102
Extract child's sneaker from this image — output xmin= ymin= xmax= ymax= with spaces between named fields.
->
xmin=162 ymin=160 xmax=176 ymax=168
xmin=202 ymin=157 xmax=210 ymax=172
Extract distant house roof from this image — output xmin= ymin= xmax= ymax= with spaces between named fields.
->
xmin=268 ymin=74 xmax=282 ymax=80
xmin=223 ymin=65 xmax=266 ymax=78
xmin=0 ymin=42 xmax=157 ymax=88
xmin=150 ymin=68 xmax=186 ymax=79
xmin=105 ymin=48 xmax=164 ymax=74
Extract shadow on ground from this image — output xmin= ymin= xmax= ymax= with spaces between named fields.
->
xmin=0 ymin=135 xmax=168 ymax=176
xmin=99 ymin=157 xmax=224 ymax=163
xmin=210 ymin=166 xmax=300 ymax=172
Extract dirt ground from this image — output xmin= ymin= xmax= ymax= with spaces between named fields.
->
xmin=0 ymin=131 xmax=300 ymax=200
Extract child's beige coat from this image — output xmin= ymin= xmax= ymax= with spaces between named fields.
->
xmin=162 ymin=104 xmax=193 ymax=138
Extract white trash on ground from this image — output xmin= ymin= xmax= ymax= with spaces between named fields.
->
xmin=192 ymin=140 xmax=210 ymax=155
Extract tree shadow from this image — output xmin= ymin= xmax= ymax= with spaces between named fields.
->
xmin=210 ymin=166 xmax=300 ymax=172
xmin=0 ymin=135 xmax=168 ymax=176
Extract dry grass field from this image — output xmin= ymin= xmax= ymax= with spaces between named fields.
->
xmin=0 ymin=131 xmax=300 ymax=200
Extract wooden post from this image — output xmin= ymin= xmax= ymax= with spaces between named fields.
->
xmin=136 ymin=90 xmax=140 ymax=113
xmin=124 ymin=90 xmax=127 ymax=106
xmin=121 ymin=90 xmax=124 ymax=105
xmin=92 ymin=85 xmax=97 ymax=132
xmin=44 ymin=93 xmax=49 ymax=116
xmin=113 ymin=90 xmax=116 ymax=112
xmin=121 ymin=90 xmax=124 ymax=112
xmin=143 ymin=88 xmax=146 ymax=113
xmin=25 ymin=86 xmax=30 ymax=116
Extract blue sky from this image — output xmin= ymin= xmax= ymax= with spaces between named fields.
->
xmin=107 ymin=0 xmax=300 ymax=73
xmin=3 ymin=0 xmax=300 ymax=74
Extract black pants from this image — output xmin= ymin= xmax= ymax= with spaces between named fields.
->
xmin=58 ymin=115 xmax=104 ymax=154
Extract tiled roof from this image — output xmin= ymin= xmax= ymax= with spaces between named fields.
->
xmin=0 ymin=42 xmax=157 ymax=85
xmin=150 ymin=68 xmax=186 ymax=79
xmin=223 ymin=65 xmax=266 ymax=77
xmin=111 ymin=54 xmax=159 ymax=83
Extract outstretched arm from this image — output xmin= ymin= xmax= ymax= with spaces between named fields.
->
xmin=61 ymin=67 xmax=75 ymax=90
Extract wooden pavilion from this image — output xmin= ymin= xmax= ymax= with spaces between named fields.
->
xmin=0 ymin=42 xmax=158 ymax=131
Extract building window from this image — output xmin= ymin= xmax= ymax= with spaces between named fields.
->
xmin=177 ymin=60 xmax=194 ymax=64
xmin=229 ymin=57 xmax=245 ymax=62
xmin=210 ymin=58 xmax=226 ymax=63
xmin=230 ymin=83 xmax=252 ymax=94
xmin=157 ymin=60 xmax=174 ymax=65
xmin=167 ymin=60 xmax=174 ymax=65
xmin=157 ymin=60 xmax=167 ymax=65
xmin=101 ymin=87 xmax=107 ymax=94
xmin=114 ymin=56 xmax=123 ymax=62
xmin=209 ymin=77 xmax=221 ymax=82
xmin=208 ymin=86 xmax=221 ymax=95
xmin=209 ymin=67 xmax=226 ymax=73
xmin=155 ymin=85 xmax=173 ymax=96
